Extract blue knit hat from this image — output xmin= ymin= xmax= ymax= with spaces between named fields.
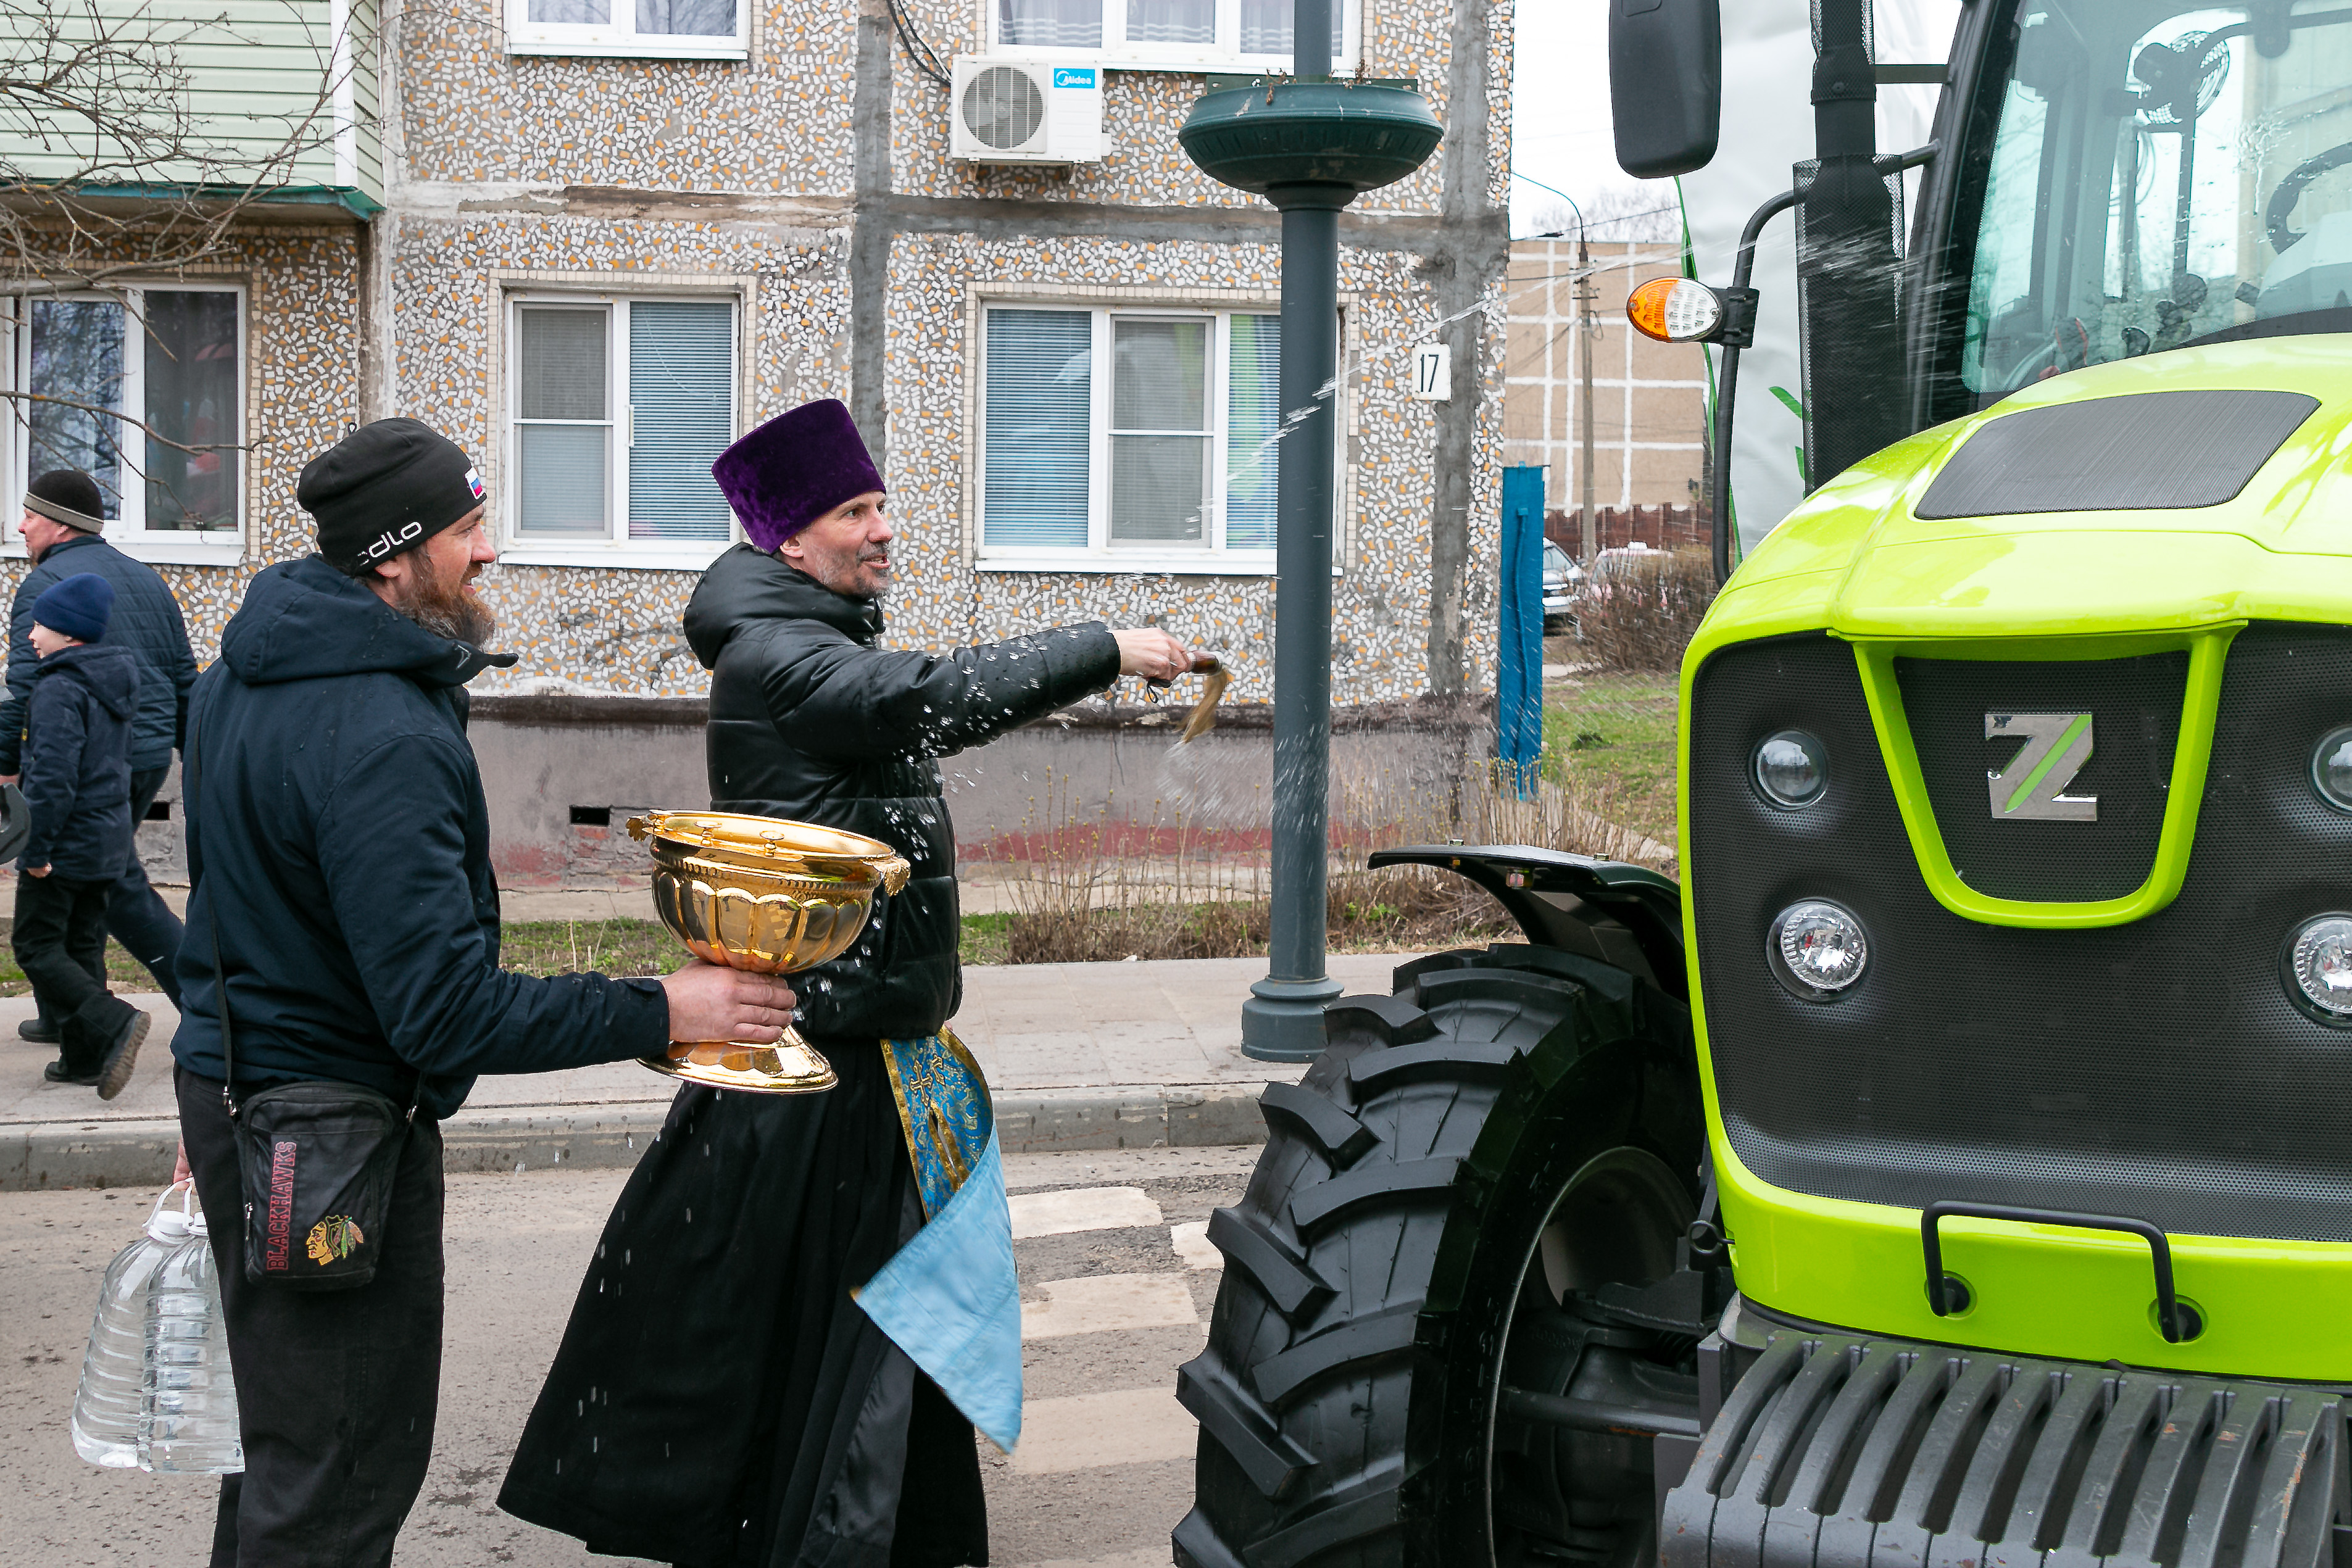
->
xmin=32 ymin=573 xmax=112 ymax=644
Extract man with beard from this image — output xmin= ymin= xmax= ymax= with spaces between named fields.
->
xmin=501 ymin=399 xmax=1200 ymax=1566
xmin=169 ymin=418 xmax=799 ymax=1567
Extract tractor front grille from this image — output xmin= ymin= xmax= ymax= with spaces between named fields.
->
xmin=1897 ymin=650 xmax=2185 ymax=903
xmin=1685 ymin=624 xmax=2352 ymax=1243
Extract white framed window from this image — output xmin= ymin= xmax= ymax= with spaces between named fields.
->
xmin=978 ymin=304 xmax=1307 ymax=574
xmin=990 ymin=0 xmax=1359 ymax=72
xmin=505 ymin=0 xmax=746 ymax=60
xmin=2 ymin=285 xmax=245 ymax=565
xmin=502 ymin=292 xmax=741 ymax=569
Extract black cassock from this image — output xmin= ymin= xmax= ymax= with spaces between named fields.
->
xmin=497 ymin=1037 xmax=988 ymax=1567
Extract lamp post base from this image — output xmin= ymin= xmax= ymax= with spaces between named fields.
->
xmin=1240 ymin=975 xmax=1347 ymax=1063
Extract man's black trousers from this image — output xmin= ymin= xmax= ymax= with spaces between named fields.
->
xmin=177 ymin=1067 xmax=446 ymax=1568
xmin=15 ymin=872 xmax=133 ymax=1075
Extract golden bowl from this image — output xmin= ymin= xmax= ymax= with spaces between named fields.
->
xmin=626 ymin=811 xmax=911 ymax=1094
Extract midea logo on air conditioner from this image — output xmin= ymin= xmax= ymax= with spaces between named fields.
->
xmin=950 ymin=56 xmax=1106 ymax=165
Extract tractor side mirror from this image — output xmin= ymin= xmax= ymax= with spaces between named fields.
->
xmin=1609 ymin=0 xmax=1722 ymax=178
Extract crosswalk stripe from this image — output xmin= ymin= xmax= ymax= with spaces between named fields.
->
xmin=1008 ymin=1185 xmax=1165 ymax=1239
xmin=1009 ymin=1388 xmax=1197 ymax=1475
xmin=1168 ymin=1220 xmax=1218 ymax=1271
xmin=1021 ymin=1274 xmax=1202 ymax=1340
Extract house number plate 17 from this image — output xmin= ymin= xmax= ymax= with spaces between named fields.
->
xmin=1410 ymin=342 xmax=1452 ymax=401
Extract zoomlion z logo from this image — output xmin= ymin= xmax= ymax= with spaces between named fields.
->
xmin=306 ymin=1215 xmax=366 ymax=1266
xmin=1985 ymin=711 xmax=2096 ymax=821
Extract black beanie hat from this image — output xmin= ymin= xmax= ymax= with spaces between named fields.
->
xmin=299 ymin=418 xmax=485 ymax=575
xmin=32 ymin=573 xmax=113 ymax=643
xmin=24 ymin=469 xmax=105 ymax=533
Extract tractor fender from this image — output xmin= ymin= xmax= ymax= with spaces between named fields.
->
xmin=1366 ymin=845 xmax=1685 ymax=1001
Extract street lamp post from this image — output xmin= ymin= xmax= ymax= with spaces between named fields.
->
xmin=1177 ymin=2 xmax=1442 ymax=1061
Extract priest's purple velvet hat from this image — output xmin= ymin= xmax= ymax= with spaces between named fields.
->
xmin=712 ymin=399 xmax=885 ymax=552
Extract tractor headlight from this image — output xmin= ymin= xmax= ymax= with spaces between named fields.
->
xmin=2288 ymin=915 xmax=2352 ymax=1021
xmin=2313 ymin=728 xmax=2352 ymax=814
xmin=1753 ymin=731 xmax=1827 ymax=808
xmin=1769 ymin=900 xmax=1869 ymax=998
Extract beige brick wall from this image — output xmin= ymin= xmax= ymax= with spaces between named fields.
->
xmin=1501 ymin=237 xmax=1710 ymax=513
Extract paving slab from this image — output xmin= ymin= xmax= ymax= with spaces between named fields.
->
xmin=0 ymin=952 xmax=1421 ymax=1190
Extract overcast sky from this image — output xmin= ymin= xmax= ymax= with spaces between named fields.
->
xmin=1508 ymin=0 xmax=1645 ymax=236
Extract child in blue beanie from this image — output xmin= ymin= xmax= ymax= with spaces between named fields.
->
xmin=14 ymin=571 xmax=147 ymax=1097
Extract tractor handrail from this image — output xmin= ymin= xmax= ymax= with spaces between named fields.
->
xmin=1710 ymin=139 xmax=1939 ymax=587
xmin=1711 ymin=186 xmax=1798 ymax=586
xmin=1921 ymin=1200 xmax=2190 ymax=1343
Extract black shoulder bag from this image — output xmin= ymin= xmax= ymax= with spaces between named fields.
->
xmin=194 ymin=716 xmax=417 ymax=1291
xmin=215 ymin=917 xmax=415 ymax=1290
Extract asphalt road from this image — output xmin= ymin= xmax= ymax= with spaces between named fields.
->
xmin=0 ymin=1144 xmax=1261 ymax=1566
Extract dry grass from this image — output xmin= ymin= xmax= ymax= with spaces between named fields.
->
xmin=988 ymin=761 xmax=1671 ymax=964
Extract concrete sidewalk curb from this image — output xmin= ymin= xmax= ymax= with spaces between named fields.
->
xmin=0 ymin=1082 xmax=1274 ymax=1191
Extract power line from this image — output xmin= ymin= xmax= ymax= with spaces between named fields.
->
xmin=886 ymin=0 xmax=950 ymax=86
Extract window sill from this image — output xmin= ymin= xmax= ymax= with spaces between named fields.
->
xmin=497 ymin=541 xmax=732 ymax=571
xmin=505 ymin=35 xmax=748 ymax=59
xmin=987 ymin=49 xmax=1360 ymax=75
xmin=0 ymin=539 xmax=244 ymax=568
xmin=976 ymin=550 xmax=1278 ymax=576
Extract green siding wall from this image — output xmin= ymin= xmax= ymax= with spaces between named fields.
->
xmin=0 ymin=0 xmax=382 ymax=204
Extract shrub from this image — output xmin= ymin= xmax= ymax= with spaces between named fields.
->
xmin=1577 ymin=547 xmax=1717 ymax=671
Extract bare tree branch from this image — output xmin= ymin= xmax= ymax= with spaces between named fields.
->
xmin=1 ymin=389 xmax=248 ymax=455
xmin=0 ymin=0 xmax=360 ymax=520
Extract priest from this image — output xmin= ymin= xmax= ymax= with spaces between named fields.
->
xmin=499 ymin=399 xmax=1200 ymax=1566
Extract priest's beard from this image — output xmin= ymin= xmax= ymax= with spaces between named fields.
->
xmin=390 ymin=546 xmax=497 ymax=646
xmin=786 ymin=534 xmax=891 ymax=602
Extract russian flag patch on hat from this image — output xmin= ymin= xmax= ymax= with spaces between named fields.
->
xmin=465 ymin=467 xmax=486 ymax=500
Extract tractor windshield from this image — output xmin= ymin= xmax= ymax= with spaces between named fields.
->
xmin=1963 ymin=0 xmax=2352 ymax=398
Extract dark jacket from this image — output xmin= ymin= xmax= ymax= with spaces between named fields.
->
xmin=0 ymin=532 xmax=197 ymax=774
xmin=168 ymin=554 xmax=671 ymax=1120
xmin=683 ymin=545 xmax=1121 ymax=1039
xmin=19 ymin=642 xmax=138 ymax=881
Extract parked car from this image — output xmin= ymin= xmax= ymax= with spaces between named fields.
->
xmin=1540 ymin=539 xmax=1583 ymax=633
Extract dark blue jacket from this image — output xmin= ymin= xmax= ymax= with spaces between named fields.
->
xmin=168 ymin=555 xmax=670 ymax=1120
xmin=0 ymin=533 xmax=196 ymax=775
xmin=19 ymin=642 xmax=138 ymax=881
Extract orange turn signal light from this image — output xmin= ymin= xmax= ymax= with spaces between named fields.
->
xmin=1627 ymin=277 xmax=1726 ymax=344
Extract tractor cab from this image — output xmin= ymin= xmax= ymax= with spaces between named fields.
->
xmin=1937 ymin=0 xmax=2352 ymax=410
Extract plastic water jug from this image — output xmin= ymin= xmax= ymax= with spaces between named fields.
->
xmin=70 ymin=1184 xmax=243 ymax=1473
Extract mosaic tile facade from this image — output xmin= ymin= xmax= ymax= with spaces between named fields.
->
xmin=885 ymin=0 xmax=1453 ymax=217
xmin=25 ymin=0 xmax=1508 ymax=711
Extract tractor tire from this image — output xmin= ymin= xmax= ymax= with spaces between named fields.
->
xmin=1174 ymin=942 xmax=1707 ymax=1568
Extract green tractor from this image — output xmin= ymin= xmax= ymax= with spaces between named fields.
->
xmin=1173 ymin=2 xmax=2352 ymax=1565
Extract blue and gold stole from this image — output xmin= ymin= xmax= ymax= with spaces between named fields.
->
xmin=881 ymin=1031 xmax=991 ymax=1219
xmin=853 ymin=1031 xmax=1023 ymax=1451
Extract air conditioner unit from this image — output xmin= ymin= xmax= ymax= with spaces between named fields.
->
xmin=950 ymin=56 xmax=1105 ymax=164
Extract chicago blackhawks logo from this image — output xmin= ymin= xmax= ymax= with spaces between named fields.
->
xmin=305 ymin=1215 xmax=366 ymax=1266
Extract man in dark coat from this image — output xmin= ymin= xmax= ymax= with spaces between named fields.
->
xmin=502 ymin=400 xmax=1199 ymax=1567
xmin=0 ymin=467 xmax=199 ymax=1018
xmin=171 ymin=419 xmax=799 ymax=1568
